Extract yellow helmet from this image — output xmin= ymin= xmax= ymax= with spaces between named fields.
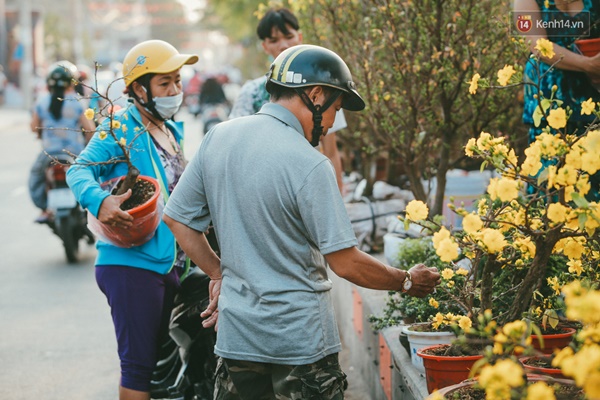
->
xmin=122 ymin=40 xmax=198 ymax=87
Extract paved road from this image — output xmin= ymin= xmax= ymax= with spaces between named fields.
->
xmin=0 ymin=106 xmax=370 ymax=400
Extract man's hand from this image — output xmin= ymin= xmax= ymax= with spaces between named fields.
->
xmin=201 ymin=278 xmax=221 ymax=330
xmin=97 ymin=190 xmax=134 ymax=229
xmin=405 ymin=263 xmax=441 ymax=298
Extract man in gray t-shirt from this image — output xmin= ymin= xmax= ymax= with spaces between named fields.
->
xmin=163 ymin=45 xmax=441 ymax=399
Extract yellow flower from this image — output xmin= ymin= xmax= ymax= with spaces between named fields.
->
xmin=463 ymin=213 xmax=483 ymax=234
xmin=429 ymin=298 xmax=439 ymax=308
xmin=481 ymin=228 xmax=507 ymax=254
xmin=405 ymin=200 xmax=429 ymax=221
xmin=526 ymin=382 xmax=555 ymax=400
xmin=567 ymin=260 xmax=583 ymax=276
xmin=456 ymin=268 xmax=468 ymax=276
xmin=497 ymin=65 xmax=516 ymax=86
xmin=98 ymin=131 xmax=107 ymax=140
xmin=446 ymin=280 xmax=455 ymax=288
xmin=547 ymin=202 xmax=568 ymax=224
xmin=547 ymin=107 xmax=567 ymax=130
xmin=535 ymin=38 xmax=555 ymax=59
xmin=547 ymin=276 xmax=561 ymax=295
xmin=468 ymin=73 xmax=480 ymax=95
xmin=581 ymin=98 xmax=596 ymax=115
xmin=436 ymin=238 xmax=459 ymax=262
xmin=496 ymin=177 xmax=519 ymax=202
xmin=479 ymin=359 xmax=524 ymax=395
xmin=441 ymin=268 xmax=455 ymax=280
xmin=458 ymin=316 xmax=472 ymax=331
xmin=119 ymin=137 xmax=127 ymax=146
xmin=432 ymin=312 xmax=445 ymax=329
xmin=84 ymin=108 xmax=95 ymax=120
xmin=465 ymin=138 xmax=477 ymax=157
xmin=432 ymin=227 xmax=451 ymax=248
xmin=111 ymin=120 xmax=122 ymax=129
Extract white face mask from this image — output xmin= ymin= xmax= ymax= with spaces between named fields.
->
xmin=153 ymin=92 xmax=183 ymax=119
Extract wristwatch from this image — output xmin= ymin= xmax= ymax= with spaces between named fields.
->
xmin=401 ymin=271 xmax=413 ymax=293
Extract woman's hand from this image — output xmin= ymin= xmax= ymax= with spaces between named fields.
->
xmin=97 ymin=190 xmax=134 ymax=228
xmin=201 ymin=278 xmax=221 ymax=330
xmin=584 ymin=52 xmax=600 ymax=85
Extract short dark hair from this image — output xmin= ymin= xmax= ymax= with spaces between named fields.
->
xmin=266 ymin=81 xmax=340 ymax=103
xmin=256 ymin=8 xmax=300 ymax=40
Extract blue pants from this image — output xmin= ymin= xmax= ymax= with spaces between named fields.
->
xmin=96 ymin=265 xmax=180 ymax=392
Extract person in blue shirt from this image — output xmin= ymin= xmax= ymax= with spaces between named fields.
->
xmin=66 ymin=40 xmax=198 ymax=400
xmin=29 ymin=61 xmax=95 ymax=223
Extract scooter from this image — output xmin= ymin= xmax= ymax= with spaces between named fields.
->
xmin=150 ymin=267 xmax=218 ymax=400
xmin=45 ymin=155 xmax=94 ymax=263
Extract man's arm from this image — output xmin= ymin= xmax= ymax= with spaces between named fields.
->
xmin=324 ymin=246 xmax=440 ymax=298
xmin=163 ymin=214 xmax=222 ymax=328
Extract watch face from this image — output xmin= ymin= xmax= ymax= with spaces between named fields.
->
xmin=403 ymin=279 xmax=412 ymax=291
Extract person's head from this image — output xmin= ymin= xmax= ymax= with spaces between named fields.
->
xmin=46 ymin=60 xmax=78 ymax=119
xmin=266 ymin=44 xmax=365 ymax=146
xmin=257 ymin=8 xmax=303 ymax=59
xmin=122 ymin=40 xmax=198 ymax=121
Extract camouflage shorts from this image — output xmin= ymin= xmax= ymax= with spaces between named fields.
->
xmin=213 ymin=353 xmax=348 ymax=400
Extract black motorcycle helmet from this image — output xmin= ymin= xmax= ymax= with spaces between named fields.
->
xmin=266 ymin=45 xmax=365 ymax=145
xmin=46 ymin=61 xmax=78 ymax=89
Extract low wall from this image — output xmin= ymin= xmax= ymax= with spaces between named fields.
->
xmin=331 ymin=272 xmax=429 ymax=400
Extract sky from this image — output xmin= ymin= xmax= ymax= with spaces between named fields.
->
xmin=176 ymin=0 xmax=206 ymax=23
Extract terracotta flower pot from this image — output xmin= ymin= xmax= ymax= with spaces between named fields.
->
xmin=402 ymin=324 xmax=456 ymax=373
xmin=520 ymin=356 xmax=568 ymax=380
xmin=575 ymin=38 xmax=600 ymax=57
xmin=417 ymin=344 xmax=483 ymax=394
xmin=531 ymin=327 xmax=576 ymax=354
xmin=88 ymin=175 xmax=162 ymax=248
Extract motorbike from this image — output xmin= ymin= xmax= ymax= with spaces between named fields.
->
xmin=44 ymin=155 xmax=94 ymax=263
xmin=199 ymin=103 xmax=229 ymax=134
xmin=150 ymin=267 xmax=218 ymax=400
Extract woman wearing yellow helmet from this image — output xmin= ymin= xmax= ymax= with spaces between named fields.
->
xmin=66 ymin=40 xmax=199 ymax=400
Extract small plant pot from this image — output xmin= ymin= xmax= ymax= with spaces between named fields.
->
xmin=531 ymin=327 xmax=576 ymax=354
xmin=402 ymin=324 xmax=456 ymax=373
xmin=520 ymin=356 xmax=568 ymax=380
xmin=575 ymin=38 xmax=600 ymax=57
xmin=87 ymin=175 xmax=162 ymax=248
xmin=417 ymin=344 xmax=483 ymax=394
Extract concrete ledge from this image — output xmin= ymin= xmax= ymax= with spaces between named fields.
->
xmin=332 ymin=272 xmax=429 ymax=400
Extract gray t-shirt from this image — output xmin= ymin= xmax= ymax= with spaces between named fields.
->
xmin=164 ymin=103 xmax=357 ymax=365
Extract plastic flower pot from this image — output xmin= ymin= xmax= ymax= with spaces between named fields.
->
xmin=531 ymin=327 xmax=576 ymax=354
xmin=575 ymin=38 xmax=600 ymax=57
xmin=417 ymin=344 xmax=483 ymax=394
xmin=402 ymin=324 xmax=456 ymax=373
xmin=87 ymin=175 xmax=162 ymax=248
xmin=520 ymin=356 xmax=568 ymax=380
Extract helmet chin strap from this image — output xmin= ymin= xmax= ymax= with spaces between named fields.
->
xmin=140 ymin=85 xmax=166 ymax=122
xmin=296 ymin=89 xmax=341 ymax=147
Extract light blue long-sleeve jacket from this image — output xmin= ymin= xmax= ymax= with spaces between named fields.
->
xmin=66 ymin=105 xmax=184 ymax=274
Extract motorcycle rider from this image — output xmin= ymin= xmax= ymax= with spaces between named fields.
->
xmin=29 ymin=61 xmax=95 ymax=223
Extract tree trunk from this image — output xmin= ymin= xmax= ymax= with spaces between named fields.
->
xmin=115 ymin=166 xmax=140 ymax=196
xmin=504 ymin=232 xmax=560 ymax=323
xmin=479 ymin=257 xmax=500 ymax=312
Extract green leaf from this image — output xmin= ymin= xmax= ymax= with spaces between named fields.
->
xmin=536 ymin=168 xmax=549 ymax=185
xmin=571 ymin=192 xmax=589 ymax=209
xmin=544 ymin=309 xmax=559 ymax=330
xmin=532 ymin=106 xmax=544 ymax=127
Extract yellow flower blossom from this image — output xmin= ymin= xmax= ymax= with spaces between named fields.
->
xmin=567 ymin=260 xmax=583 ymax=276
xmin=111 ymin=120 xmax=122 ymax=129
xmin=441 ymin=268 xmax=455 ymax=280
xmin=496 ymin=177 xmax=519 ymax=202
xmin=581 ymin=98 xmax=596 ymax=115
xmin=456 ymin=268 xmax=468 ymax=276
xmin=468 ymin=73 xmax=480 ymax=95
xmin=481 ymin=228 xmax=507 ymax=254
xmin=458 ymin=316 xmax=472 ymax=331
xmin=429 ymin=298 xmax=439 ymax=308
xmin=405 ymin=200 xmax=429 ymax=221
xmin=119 ymin=137 xmax=127 ymax=146
xmin=446 ymin=280 xmax=455 ymax=288
xmin=98 ymin=131 xmax=107 ymax=140
xmin=84 ymin=108 xmax=95 ymax=120
xmin=535 ymin=38 xmax=555 ymax=59
xmin=547 ymin=202 xmax=568 ymax=224
xmin=436 ymin=238 xmax=459 ymax=262
xmin=547 ymin=107 xmax=567 ymax=130
xmin=547 ymin=276 xmax=561 ymax=295
xmin=479 ymin=359 xmax=524 ymax=399
xmin=555 ymin=165 xmax=578 ymax=187
xmin=463 ymin=213 xmax=483 ymax=234
xmin=465 ymin=138 xmax=476 ymax=157
xmin=432 ymin=227 xmax=451 ymax=248
xmin=497 ymin=65 xmax=516 ymax=86
xmin=432 ymin=312 xmax=445 ymax=329
xmin=526 ymin=382 xmax=555 ymax=400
